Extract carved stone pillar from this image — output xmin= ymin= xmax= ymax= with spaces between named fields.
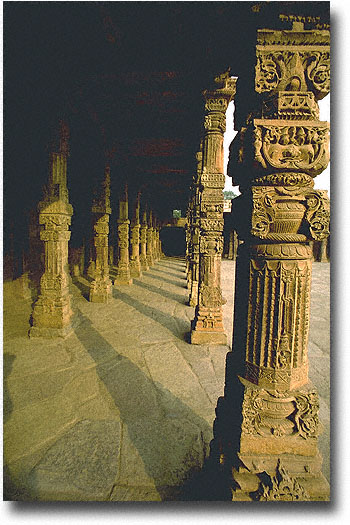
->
xmin=30 ymin=122 xmax=74 ymax=338
xmin=228 ymin=230 xmax=234 ymax=260
xmin=186 ymin=203 xmax=192 ymax=291
xmin=152 ymin=217 xmax=159 ymax=263
xmin=146 ymin=209 xmax=154 ymax=268
xmin=218 ymin=19 xmax=330 ymax=501
xmin=185 ymin=207 xmax=192 ymax=284
xmin=319 ymin=238 xmax=329 ymax=262
xmin=156 ymin=223 xmax=162 ymax=259
xmin=114 ymin=184 xmax=133 ymax=285
xmin=89 ymin=166 xmax=112 ymax=302
xmin=129 ymin=193 xmax=142 ymax=278
xmin=139 ymin=207 xmax=149 ymax=272
xmin=190 ymin=72 xmax=236 ymax=344
xmin=188 ymin=149 xmax=202 ymax=307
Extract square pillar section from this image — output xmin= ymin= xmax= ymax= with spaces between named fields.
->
xmin=190 ymin=72 xmax=236 ymax=344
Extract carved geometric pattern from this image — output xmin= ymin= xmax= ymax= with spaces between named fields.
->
xmin=262 ymin=91 xmax=320 ymax=120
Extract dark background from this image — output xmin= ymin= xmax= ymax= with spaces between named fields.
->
xmin=4 ymin=1 xmax=330 ymax=258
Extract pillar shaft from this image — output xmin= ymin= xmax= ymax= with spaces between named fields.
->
xmin=152 ymin=217 xmax=159 ymax=262
xmin=190 ymin=72 xmax=236 ymax=344
xmin=114 ymin=185 xmax=133 ymax=285
xmin=146 ymin=210 xmax=154 ymax=267
xmin=188 ymin=149 xmax=202 ymax=306
xmin=129 ymin=193 xmax=142 ymax=278
xmin=140 ymin=208 xmax=149 ymax=271
xmin=89 ymin=166 xmax=112 ymax=302
xmin=219 ymin=19 xmax=330 ymax=501
xmin=30 ymin=124 xmax=74 ymax=338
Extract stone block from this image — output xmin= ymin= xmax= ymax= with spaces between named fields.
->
xmin=27 ymin=419 xmax=121 ymax=501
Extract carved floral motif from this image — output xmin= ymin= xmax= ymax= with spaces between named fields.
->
xmin=255 ymin=48 xmax=330 ymax=99
xmin=305 ymin=190 xmax=330 ymax=240
xmin=293 ymin=391 xmax=320 ymax=439
xmin=258 ymin=460 xmax=309 ymax=501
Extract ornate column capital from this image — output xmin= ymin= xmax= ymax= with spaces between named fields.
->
xmin=255 ymin=28 xmax=330 ymax=100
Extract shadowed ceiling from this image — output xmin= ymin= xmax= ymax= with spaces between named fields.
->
xmin=4 ymin=1 xmax=330 ymax=252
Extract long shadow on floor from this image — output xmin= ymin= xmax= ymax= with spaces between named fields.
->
xmin=155 ymin=262 xmax=186 ymax=275
xmin=112 ymin=288 xmax=189 ymax=341
xmin=26 ymin=309 xmax=230 ymax=501
xmin=146 ymin=271 xmax=187 ymax=289
xmin=133 ymin=279 xmax=188 ymax=305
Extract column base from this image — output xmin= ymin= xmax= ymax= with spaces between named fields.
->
xmin=215 ymin=376 xmax=330 ymax=501
xmin=29 ymin=322 xmax=75 ymax=339
xmin=29 ymin=310 xmax=79 ymax=339
xmin=130 ymin=261 xmax=142 ymax=278
xmin=114 ymin=277 xmax=133 ymax=286
xmin=146 ymin=256 xmax=154 ymax=267
xmin=140 ymin=256 xmax=149 ymax=272
xmin=190 ymin=307 xmax=227 ymax=344
xmin=231 ymin=456 xmax=330 ymax=501
xmin=190 ymin=329 xmax=227 ymax=345
xmin=89 ymin=278 xmax=112 ymax=303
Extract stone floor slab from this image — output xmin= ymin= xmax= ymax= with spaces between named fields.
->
xmin=3 ymin=257 xmax=330 ymax=500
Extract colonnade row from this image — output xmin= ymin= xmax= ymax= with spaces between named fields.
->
xmin=29 ymin=136 xmax=163 ymax=338
xmin=184 ymin=16 xmax=330 ymax=500
xmin=26 ymin=15 xmax=330 ymax=501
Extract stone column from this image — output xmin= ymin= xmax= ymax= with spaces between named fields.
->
xmin=186 ymin=203 xmax=192 ymax=290
xmin=152 ymin=216 xmax=159 ymax=263
xmin=185 ymin=207 xmax=192 ymax=283
xmin=114 ymin=184 xmax=133 ymax=285
xmin=188 ymin=149 xmax=202 ymax=307
xmin=89 ymin=166 xmax=112 ymax=302
xmin=146 ymin=209 xmax=154 ymax=267
xmin=319 ymin=239 xmax=329 ymax=262
xmin=190 ymin=72 xmax=236 ymax=344
xmin=227 ymin=230 xmax=234 ymax=260
xmin=156 ymin=223 xmax=162 ymax=259
xmin=140 ymin=207 xmax=149 ymax=271
xmin=218 ymin=19 xmax=330 ymax=501
xmin=30 ymin=121 xmax=74 ymax=338
xmin=129 ymin=193 xmax=142 ymax=278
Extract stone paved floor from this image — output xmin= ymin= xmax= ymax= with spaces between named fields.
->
xmin=3 ymin=257 xmax=330 ymax=501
